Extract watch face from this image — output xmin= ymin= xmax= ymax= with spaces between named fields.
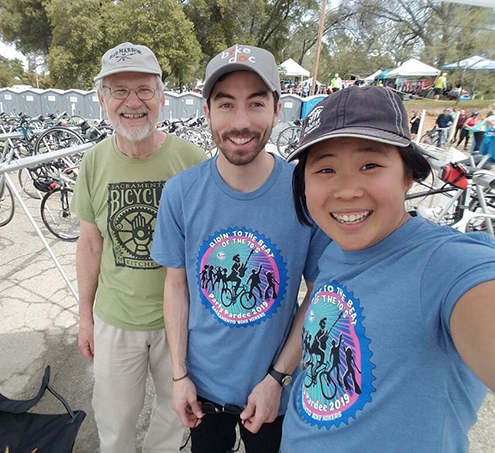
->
xmin=282 ymin=375 xmax=293 ymax=387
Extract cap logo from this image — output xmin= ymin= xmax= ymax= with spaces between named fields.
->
xmin=304 ymin=106 xmax=324 ymax=136
xmin=108 ymin=47 xmax=142 ymax=63
xmin=221 ymin=45 xmax=256 ymax=64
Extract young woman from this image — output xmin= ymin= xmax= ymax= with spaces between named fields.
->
xmin=281 ymin=86 xmax=495 ymax=452
xmin=409 ymin=111 xmax=421 ymax=140
xmin=457 ymin=111 xmax=479 ymax=151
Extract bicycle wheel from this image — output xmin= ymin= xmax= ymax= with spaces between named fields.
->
xmin=0 ymin=179 xmax=15 ymax=227
xmin=276 ymin=126 xmax=301 ymax=158
xmin=40 ymin=187 xmax=79 ymax=241
xmin=240 ymin=291 xmax=257 ymax=310
xmin=18 ymin=168 xmax=43 ymax=199
xmin=320 ymin=371 xmax=337 ymax=401
xmin=34 ymin=126 xmax=85 ymax=160
xmin=220 ymin=288 xmax=235 ymax=307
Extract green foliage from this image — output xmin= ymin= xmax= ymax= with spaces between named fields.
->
xmin=0 ymin=0 xmax=52 ymax=55
xmin=0 ymin=0 xmax=492 ymax=96
xmin=105 ymin=0 xmax=202 ymax=86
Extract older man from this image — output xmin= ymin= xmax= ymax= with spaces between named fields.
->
xmin=151 ymin=44 xmax=329 ymax=453
xmin=71 ymin=42 xmax=205 ymax=453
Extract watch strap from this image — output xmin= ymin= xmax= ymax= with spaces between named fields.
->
xmin=268 ymin=367 xmax=291 ymax=387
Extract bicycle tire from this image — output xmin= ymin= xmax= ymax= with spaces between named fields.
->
xmin=0 ymin=179 xmax=15 ymax=227
xmin=276 ymin=125 xmax=301 ymax=158
xmin=240 ymin=291 xmax=257 ymax=310
xmin=34 ymin=126 xmax=85 ymax=155
xmin=18 ymin=167 xmax=43 ymax=199
xmin=320 ymin=371 xmax=338 ymax=401
xmin=220 ymin=288 xmax=235 ymax=307
xmin=40 ymin=187 xmax=79 ymax=241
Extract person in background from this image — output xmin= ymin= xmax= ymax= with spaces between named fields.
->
xmin=472 ymin=115 xmax=495 ymax=153
xmin=281 ymin=85 xmax=495 ymax=453
xmin=453 ymin=108 xmax=467 ymax=142
xmin=71 ymin=42 xmax=205 ymax=453
xmin=435 ymin=107 xmax=454 ymax=147
xmin=409 ymin=111 xmax=421 ymax=141
xmin=457 ymin=111 xmax=479 ymax=151
xmin=330 ymin=73 xmax=343 ymax=92
xmin=433 ymin=72 xmax=447 ymax=100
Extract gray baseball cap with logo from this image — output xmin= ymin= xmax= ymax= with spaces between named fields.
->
xmin=94 ymin=42 xmax=162 ymax=82
xmin=202 ymin=44 xmax=281 ymax=99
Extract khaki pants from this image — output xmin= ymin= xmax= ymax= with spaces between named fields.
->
xmin=93 ymin=315 xmax=183 ymax=453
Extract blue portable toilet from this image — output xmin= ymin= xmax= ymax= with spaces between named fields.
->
xmin=18 ymin=88 xmax=43 ymax=116
xmin=279 ymin=94 xmax=303 ymax=122
xmin=84 ymin=90 xmax=101 ymax=120
xmin=301 ymin=94 xmax=326 ymax=119
xmin=162 ymin=91 xmax=178 ymax=121
xmin=62 ymin=89 xmax=86 ymax=117
xmin=176 ymin=92 xmax=203 ymax=120
xmin=40 ymin=89 xmax=65 ymax=115
xmin=0 ymin=88 xmax=21 ymax=114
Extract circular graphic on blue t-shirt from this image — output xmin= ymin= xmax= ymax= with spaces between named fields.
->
xmin=197 ymin=227 xmax=287 ymax=327
xmin=298 ymin=281 xmax=375 ymax=429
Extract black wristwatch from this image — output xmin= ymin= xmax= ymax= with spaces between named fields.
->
xmin=268 ymin=367 xmax=293 ymax=388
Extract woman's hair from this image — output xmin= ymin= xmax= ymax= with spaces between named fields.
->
xmin=292 ymin=143 xmax=432 ymax=226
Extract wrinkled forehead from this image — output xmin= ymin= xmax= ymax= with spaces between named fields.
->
xmin=104 ymin=71 xmax=159 ymax=86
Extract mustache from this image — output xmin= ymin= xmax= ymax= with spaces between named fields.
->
xmin=221 ymin=128 xmax=260 ymax=141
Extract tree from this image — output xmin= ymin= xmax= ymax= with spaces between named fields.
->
xmin=0 ymin=0 xmax=52 ymax=55
xmin=100 ymin=0 xmax=202 ymax=89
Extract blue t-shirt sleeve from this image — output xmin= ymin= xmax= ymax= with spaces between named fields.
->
xmin=420 ymin=233 xmax=495 ymax=348
xmin=303 ymin=225 xmax=331 ymax=283
xmin=151 ymin=179 xmax=185 ymax=268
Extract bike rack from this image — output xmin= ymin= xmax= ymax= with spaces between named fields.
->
xmin=0 ymin=142 xmax=93 ymax=301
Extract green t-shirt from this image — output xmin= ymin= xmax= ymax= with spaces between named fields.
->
xmin=71 ymin=134 xmax=206 ymax=330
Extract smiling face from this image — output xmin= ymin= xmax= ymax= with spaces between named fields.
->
xmin=203 ymin=71 xmax=280 ymax=166
xmin=304 ymin=137 xmax=413 ymax=251
xmin=98 ymin=72 xmax=164 ymax=143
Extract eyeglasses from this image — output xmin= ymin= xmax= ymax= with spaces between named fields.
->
xmin=102 ymin=85 xmax=156 ymax=100
xmin=179 ymin=401 xmax=243 ymax=451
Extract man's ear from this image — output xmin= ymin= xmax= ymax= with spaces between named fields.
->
xmin=98 ymin=91 xmax=107 ymax=112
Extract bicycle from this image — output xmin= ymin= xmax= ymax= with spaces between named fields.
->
xmin=0 ymin=139 xmax=17 ymax=227
xmin=220 ymin=282 xmax=257 ymax=310
xmin=39 ymin=161 xmax=80 ymax=241
xmin=276 ymin=120 xmax=302 ymax=158
xmin=420 ymin=127 xmax=451 ymax=148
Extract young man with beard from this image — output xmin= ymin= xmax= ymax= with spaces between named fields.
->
xmin=151 ymin=44 xmax=329 ymax=452
xmin=71 ymin=42 xmax=206 ymax=453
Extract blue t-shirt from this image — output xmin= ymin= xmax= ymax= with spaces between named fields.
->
xmin=151 ymin=154 xmax=330 ymax=411
xmin=281 ymin=216 xmax=495 ymax=452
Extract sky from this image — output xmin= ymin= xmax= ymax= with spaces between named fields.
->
xmin=0 ymin=41 xmax=28 ymax=68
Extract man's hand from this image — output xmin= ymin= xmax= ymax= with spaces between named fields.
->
xmin=78 ymin=318 xmax=94 ymax=360
xmin=240 ymin=375 xmax=283 ymax=434
xmin=172 ymin=377 xmax=204 ymax=428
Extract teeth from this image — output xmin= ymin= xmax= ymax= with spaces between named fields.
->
xmin=230 ymin=137 xmax=252 ymax=145
xmin=122 ymin=113 xmax=145 ymax=119
xmin=332 ymin=211 xmax=371 ymax=224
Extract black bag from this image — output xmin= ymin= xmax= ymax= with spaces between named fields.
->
xmin=0 ymin=366 xmax=86 ymax=453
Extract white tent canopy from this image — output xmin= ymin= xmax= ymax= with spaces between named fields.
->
xmin=279 ymin=58 xmax=310 ymax=78
xmin=387 ymin=59 xmax=440 ymax=78
xmin=364 ymin=69 xmax=382 ymax=82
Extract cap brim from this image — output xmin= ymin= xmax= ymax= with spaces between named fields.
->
xmin=286 ymin=127 xmax=410 ymax=162
xmin=202 ymin=64 xmax=278 ymax=99
xmin=94 ymin=67 xmax=162 ymax=82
